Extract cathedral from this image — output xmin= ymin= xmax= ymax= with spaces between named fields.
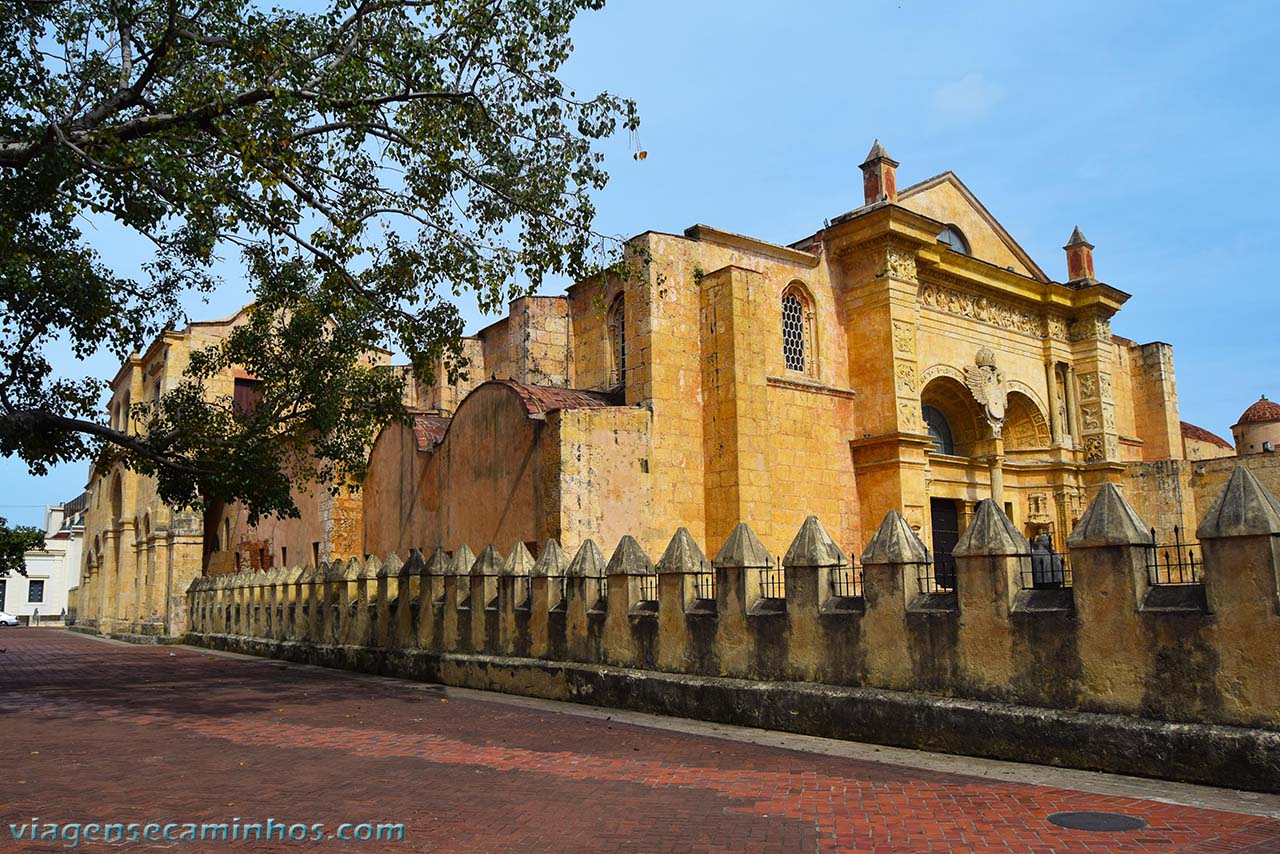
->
xmin=362 ymin=141 xmax=1228 ymax=569
xmin=75 ymin=140 xmax=1245 ymax=638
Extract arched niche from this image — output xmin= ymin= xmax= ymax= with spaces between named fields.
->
xmin=1004 ymin=390 xmax=1051 ymax=450
xmin=109 ymin=472 xmax=124 ymax=524
xmin=920 ymin=375 xmax=984 ymax=457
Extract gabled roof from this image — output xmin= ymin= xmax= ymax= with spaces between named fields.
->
xmin=898 ymin=171 xmax=1050 ymax=283
xmin=1181 ymin=421 xmax=1233 ymax=450
xmin=411 ymin=414 xmax=452 ymax=451
xmin=406 ymin=381 xmax=622 ymax=452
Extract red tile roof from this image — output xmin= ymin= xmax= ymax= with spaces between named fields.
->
xmin=504 ymin=381 xmax=621 ymax=416
xmin=411 ymin=414 xmax=451 ymax=452
xmin=1180 ymin=421 xmax=1232 ymax=450
xmin=407 ymin=382 xmax=621 ymax=452
xmin=1235 ymin=396 xmax=1280 ymax=427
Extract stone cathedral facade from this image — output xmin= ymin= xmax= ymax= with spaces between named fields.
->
xmin=364 ymin=141 xmax=1226 ymax=568
xmin=77 ymin=141 xmax=1236 ymax=639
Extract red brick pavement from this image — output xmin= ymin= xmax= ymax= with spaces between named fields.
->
xmin=1 ymin=628 xmax=1278 ymax=853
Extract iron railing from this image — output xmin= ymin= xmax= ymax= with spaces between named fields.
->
xmin=1019 ymin=542 xmax=1072 ymax=590
xmin=761 ymin=558 xmax=786 ymax=599
xmin=593 ymin=570 xmax=608 ymax=608
xmin=637 ymin=573 xmax=658 ymax=603
xmin=692 ymin=560 xmax=716 ymax=602
xmin=915 ymin=552 xmax=956 ymax=594
xmin=829 ymin=560 xmax=864 ymax=598
xmin=1146 ymin=525 xmax=1202 ymax=585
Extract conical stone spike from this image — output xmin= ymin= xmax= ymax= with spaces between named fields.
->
xmin=861 ymin=510 xmax=928 ymax=565
xmin=713 ymin=522 xmax=771 ymax=569
xmin=565 ymin=539 xmax=606 ymax=578
xmin=783 ymin=515 xmax=846 ymax=568
xmin=607 ymin=535 xmax=654 ymax=576
xmin=954 ymin=499 xmax=1029 ymax=557
xmin=656 ymin=528 xmax=707 ymax=575
xmin=501 ymin=542 xmax=535 ymax=576
xmin=471 ymin=545 xmax=504 ymax=576
xmin=446 ymin=544 xmax=475 ymax=576
xmin=1067 ymin=483 xmax=1151 ymax=549
xmin=378 ymin=553 xmax=404 ymax=578
xmin=424 ymin=546 xmax=450 ymax=575
xmin=360 ymin=555 xmax=382 ymax=580
xmin=1196 ymin=465 xmax=1280 ymax=540
xmin=530 ymin=539 xmax=568 ymax=577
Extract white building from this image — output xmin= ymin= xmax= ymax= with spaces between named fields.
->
xmin=3 ymin=496 xmax=86 ymax=624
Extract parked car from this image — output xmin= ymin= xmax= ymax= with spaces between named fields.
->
xmin=0 ymin=611 xmax=19 ymax=627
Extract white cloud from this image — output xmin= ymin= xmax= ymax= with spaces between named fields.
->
xmin=931 ymin=73 xmax=1003 ymax=124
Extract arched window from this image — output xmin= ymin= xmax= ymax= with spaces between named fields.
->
xmin=922 ymin=405 xmax=955 ymax=455
xmin=781 ymin=284 xmax=816 ymax=377
xmin=109 ymin=474 xmax=123 ymax=523
xmin=937 ymin=225 xmax=969 ymax=255
xmin=607 ymin=293 xmax=625 ymax=388
xmin=222 ymin=518 xmax=232 ymax=552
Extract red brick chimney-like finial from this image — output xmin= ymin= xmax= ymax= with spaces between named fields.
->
xmin=1064 ymin=226 xmax=1095 ymax=282
xmin=860 ymin=139 xmax=899 ymax=206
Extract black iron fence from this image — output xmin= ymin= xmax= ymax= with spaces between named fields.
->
xmin=1019 ymin=541 xmax=1072 ymax=590
xmin=761 ymin=558 xmax=786 ymax=599
xmin=637 ymin=572 xmax=658 ymax=603
xmin=829 ymin=559 xmax=864 ymax=598
xmin=1146 ymin=525 xmax=1202 ymax=585
xmin=692 ymin=560 xmax=716 ymax=602
xmin=915 ymin=553 xmax=956 ymax=594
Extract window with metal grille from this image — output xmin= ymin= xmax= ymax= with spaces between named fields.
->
xmin=608 ymin=294 xmax=625 ymax=387
xmin=782 ymin=293 xmax=806 ymax=372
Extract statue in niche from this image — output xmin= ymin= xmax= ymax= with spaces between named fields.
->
xmin=964 ymin=347 xmax=1008 ymax=437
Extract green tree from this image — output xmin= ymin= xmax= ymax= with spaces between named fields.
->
xmin=0 ymin=517 xmax=45 ymax=578
xmin=0 ymin=0 xmax=638 ymax=521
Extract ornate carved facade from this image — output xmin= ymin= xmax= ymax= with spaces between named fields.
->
xmin=79 ymin=142 xmax=1221 ymax=638
xmin=362 ymin=141 xmax=1211 ymax=572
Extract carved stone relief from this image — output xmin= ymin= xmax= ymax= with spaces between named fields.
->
xmin=898 ymin=400 xmax=921 ymax=432
xmin=1078 ymin=372 xmax=1098 ymax=400
xmin=964 ymin=348 xmax=1008 ymax=436
xmin=884 ymin=247 xmax=918 ymax=283
xmin=1084 ymin=435 xmax=1105 ymax=462
xmin=918 ymin=281 xmax=1041 ymax=337
xmin=1068 ymin=316 xmax=1113 ymax=342
xmin=895 ymin=361 xmax=916 ymax=394
xmin=921 ymin=363 xmax=965 ymax=385
xmin=1047 ymin=315 xmax=1069 ymax=341
xmin=1081 ymin=404 xmax=1101 ymax=432
xmin=892 ymin=320 xmax=915 ymax=355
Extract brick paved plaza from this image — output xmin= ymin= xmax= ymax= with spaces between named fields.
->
xmin=2 ymin=629 xmax=1279 ymax=853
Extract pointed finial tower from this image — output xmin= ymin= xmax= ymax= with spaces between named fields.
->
xmin=859 ymin=139 xmax=899 ymax=206
xmin=1064 ymin=226 xmax=1095 ymax=283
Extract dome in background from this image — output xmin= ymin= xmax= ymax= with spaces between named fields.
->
xmin=1234 ymin=395 xmax=1280 ymax=428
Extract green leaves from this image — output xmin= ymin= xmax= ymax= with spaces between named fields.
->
xmin=0 ymin=517 xmax=45 ymax=578
xmin=0 ymin=0 xmax=637 ymax=520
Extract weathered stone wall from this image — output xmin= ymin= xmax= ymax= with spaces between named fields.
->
xmin=189 ymin=467 xmax=1280 ymax=790
xmin=1121 ymin=459 xmax=1197 ymax=543
xmin=364 ymin=382 xmax=549 ymax=557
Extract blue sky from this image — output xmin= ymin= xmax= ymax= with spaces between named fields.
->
xmin=3 ymin=0 xmax=1277 ymax=526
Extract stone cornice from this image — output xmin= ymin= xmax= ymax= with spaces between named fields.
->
xmin=683 ymin=224 xmax=822 ymax=268
xmin=822 ymin=205 xmax=941 ymax=260
xmin=766 ymin=376 xmax=857 ymax=399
